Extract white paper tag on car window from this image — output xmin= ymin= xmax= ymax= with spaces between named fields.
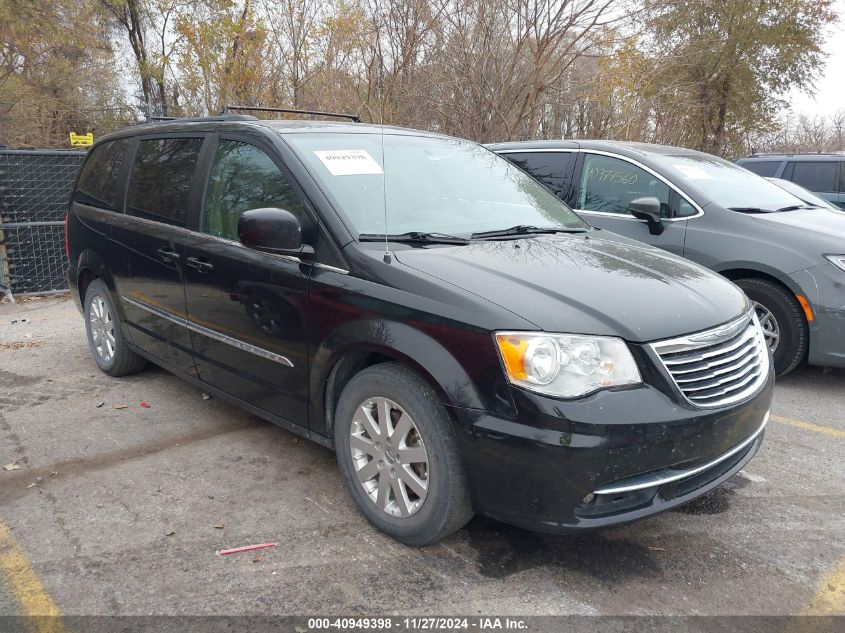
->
xmin=673 ymin=164 xmax=712 ymax=180
xmin=313 ymin=149 xmax=383 ymax=176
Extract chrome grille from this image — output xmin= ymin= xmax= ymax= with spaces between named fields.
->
xmin=650 ymin=311 xmax=769 ymax=408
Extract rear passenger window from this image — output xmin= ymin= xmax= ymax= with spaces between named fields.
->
xmin=789 ymin=161 xmax=837 ymax=193
xmin=503 ymin=152 xmax=575 ymax=200
xmin=202 ymin=139 xmax=307 ymax=241
xmin=741 ymin=160 xmax=780 ymax=177
xmin=75 ymin=139 xmax=129 ymax=210
xmin=126 ymin=137 xmax=204 ymax=227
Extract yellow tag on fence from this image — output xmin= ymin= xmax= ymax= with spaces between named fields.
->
xmin=69 ymin=132 xmax=94 ymax=147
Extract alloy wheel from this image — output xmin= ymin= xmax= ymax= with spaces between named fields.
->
xmin=89 ymin=295 xmax=116 ymax=362
xmin=349 ymin=397 xmax=429 ymax=517
xmin=752 ymin=300 xmax=780 ymax=353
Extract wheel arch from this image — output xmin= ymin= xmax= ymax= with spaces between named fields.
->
xmin=716 ymin=264 xmax=803 ymax=297
xmin=76 ymin=249 xmax=130 ymax=326
xmin=310 ymin=319 xmax=491 ymax=438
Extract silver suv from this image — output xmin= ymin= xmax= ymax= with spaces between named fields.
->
xmin=491 ymin=140 xmax=845 ymax=377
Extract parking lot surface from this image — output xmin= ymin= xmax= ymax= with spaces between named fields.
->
xmin=0 ymin=296 xmax=843 ymax=617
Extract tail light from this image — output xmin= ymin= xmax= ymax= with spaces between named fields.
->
xmin=64 ymin=208 xmax=70 ymax=262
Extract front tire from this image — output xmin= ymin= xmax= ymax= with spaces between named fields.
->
xmin=84 ymin=279 xmax=146 ymax=376
xmin=735 ymin=278 xmax=807 ymax=377
xmin=334 ymin=363 xmax=473 ymax=545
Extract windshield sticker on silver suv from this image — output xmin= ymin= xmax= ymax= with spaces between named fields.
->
xmin=313 ymin=149 xmax=384 ymax=176
xmin=674 ymin=164 xmax=713 ymax=180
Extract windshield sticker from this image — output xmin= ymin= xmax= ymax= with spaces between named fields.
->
xmin=313 ymin=149 xmax=383 ymax=176
xmin=673 ymin=164 xmax=713 ymax=180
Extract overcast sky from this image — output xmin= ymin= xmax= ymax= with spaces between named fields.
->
xmin=788 ymin=0 xmax=845 ymax=118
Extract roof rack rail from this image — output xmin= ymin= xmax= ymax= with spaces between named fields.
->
xmin=221 ymin=105 xmax=361 ymax=123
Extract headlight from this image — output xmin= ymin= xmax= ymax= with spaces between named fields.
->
xmin=825 ymin=255 xmax=845 ymax=272
xmin=495 ymin=332 xmax=642 ymax=398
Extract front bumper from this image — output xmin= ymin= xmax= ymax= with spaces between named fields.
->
xmin=448 ymin=367 xmax=774 ymax=534
xmin=792 ymin=263 xmax=845 ymax=369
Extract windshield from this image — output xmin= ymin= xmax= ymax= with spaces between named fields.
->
xmin=285 ymin=133 xmax=587 ymax=237
xmin=766 ymin=178 xmax=837 ymax=210
xmin=650 ymin=153 xmax=806 ymax=211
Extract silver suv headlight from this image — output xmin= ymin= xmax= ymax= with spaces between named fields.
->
xmin=494 ymin=332 xmax=642 ymax=398
xmin=825 ymin=255 xmax=845 ymax=272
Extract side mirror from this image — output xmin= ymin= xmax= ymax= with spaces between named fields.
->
xmin=238 ymin=207 xmax=312 ymax=258
xmin=629 ymin=197 xmax=665 ymax=235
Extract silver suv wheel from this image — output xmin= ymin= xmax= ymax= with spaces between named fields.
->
xmin=752 ymin=300 xmax=780 ymax=353
xmin=88 ymin=295 xmax=116 ymax=362
xmin=349 ymin=397 xmax=429 ymax=517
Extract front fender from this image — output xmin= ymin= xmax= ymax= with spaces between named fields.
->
xmin=309 ymin=318 xmax=516 ymax=438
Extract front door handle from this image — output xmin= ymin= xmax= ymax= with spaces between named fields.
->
xmin=157 ymin=247 xmax=180 ymax=262
xmin=186 ymin=256 xmax=214 ymax=273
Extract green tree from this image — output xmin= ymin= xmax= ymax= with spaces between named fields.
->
xmin=638 ymin=0 xmax=836 ymax=156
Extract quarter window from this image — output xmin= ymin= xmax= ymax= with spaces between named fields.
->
xmin=577 ymin=154 xmax=671 ymax=217
xmin=202 ymin=140 xmax=307 ymax=241
xmin=788 ymin=161 xmax=837 ymax=193
xmin=503 ymin=152 xmax=575 ymax=200
xmin=76 ymin=139 xmax=129 ymax=210
xmin=126 ymin=137 xmax=204 ymax=227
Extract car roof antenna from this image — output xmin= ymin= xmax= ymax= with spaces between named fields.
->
xmin=381 ymin=114 xmax=391 ymax=264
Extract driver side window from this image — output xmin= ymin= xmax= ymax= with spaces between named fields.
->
xmin=577 ymin=154 xmax=671 ymax=217
xmin=203 ymin=139 xmax=307 ymax=240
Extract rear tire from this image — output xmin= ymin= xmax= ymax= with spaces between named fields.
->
xmin=84 ymin=279 xmax=146 ymax=377
xmin=334 ymin=363 xmax=473 ymax=545
xmin=735 ymin=278 xmax=807 ymax=377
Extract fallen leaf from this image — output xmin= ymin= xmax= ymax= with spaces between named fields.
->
xmin=113 ymin=403 xmax=128 ymax=410
xmin=252 ymin=555 xmax=262 ymax=563
xmin=3 ymin=463 xmax=20 ymax=471
xmin=213 ymin=523 xmax=224 ymax=529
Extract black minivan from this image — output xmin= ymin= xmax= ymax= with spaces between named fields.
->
xmin=67 ymin=114 xmax=773 ymax=544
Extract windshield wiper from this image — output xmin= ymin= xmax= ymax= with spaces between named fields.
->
xmin=358 ymin=231 xmax=470 ymax=244
xmin=728 ymin=207 xmax=768 ymax=214
xmin=471 ymin=224 xmax=587 ymax=239
xmin=729 ymin=204 xmax=814 ymax=214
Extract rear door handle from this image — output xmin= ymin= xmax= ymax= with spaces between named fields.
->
xmin=157 ymin=247 xmax=180 ymax=262
xmin=186 ymin=256 xmax=214 ymax=272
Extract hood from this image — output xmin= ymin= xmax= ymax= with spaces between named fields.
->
xmin=394 ymin=232 xmax=749 ymax=342
xmin=750 ymin=208 xmax=845 ymax=245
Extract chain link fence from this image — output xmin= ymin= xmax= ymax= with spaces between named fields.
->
xmin=0 ymin=148 xmax=86 ymax=300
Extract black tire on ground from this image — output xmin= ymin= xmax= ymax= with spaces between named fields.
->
xmin=735 ymin=278 xmax=807 ymax=378
xmin=334 ymin=362 xmax=473 ymax=545
xmin=83 ymin=279 xmax=147 ymax=377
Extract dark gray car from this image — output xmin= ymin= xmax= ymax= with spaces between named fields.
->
xmin=489 ymin=140 xmax=845 ymax=376
xmin=737 ymin=154 xmax=845 ymax=210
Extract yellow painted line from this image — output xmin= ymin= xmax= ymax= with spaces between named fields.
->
xmin=804 ymin=556 xmax=845 ymax=615
xmin=771 ymin=415 xmax=845 ymax=439
xmin=0 ymin=520 xmax=65 ymax=632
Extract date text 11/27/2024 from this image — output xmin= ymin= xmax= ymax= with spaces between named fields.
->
xmin=307 ymin=617 xmax=528 ymax=630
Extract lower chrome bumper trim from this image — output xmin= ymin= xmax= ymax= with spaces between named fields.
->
xmin=593 ymin=410 xmax=769 ymax=495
